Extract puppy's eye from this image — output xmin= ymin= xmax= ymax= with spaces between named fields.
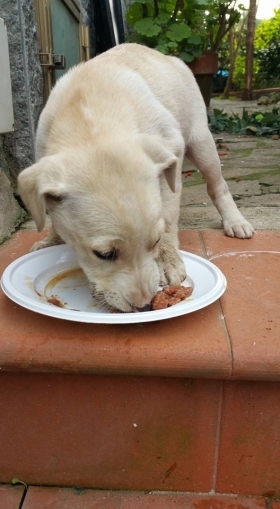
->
xmin=153 ymin=237 xmax=161 ymax=249
xmin=93 ymin=249 xmax=117 ymax=261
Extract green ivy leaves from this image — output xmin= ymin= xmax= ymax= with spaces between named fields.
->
xmin=134 ymin=18 xmax=161 ymax=37
xmin=166 ymin=24 xmax=192 ymax=42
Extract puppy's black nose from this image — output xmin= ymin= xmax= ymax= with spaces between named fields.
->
xmin=135 ymin=304 xmax=151 ymax=312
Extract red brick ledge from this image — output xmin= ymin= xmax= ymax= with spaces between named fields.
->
xmin=7 ymin=485 xmax=279 ymax=508
xmin=0 ymin=484 xmax=25 ymax=509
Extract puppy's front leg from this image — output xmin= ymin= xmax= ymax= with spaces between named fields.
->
xmin=157 ymin=232 xmax=186 ymax=285
xmin=30 ymin=227 xmax=64 ymax=252
xmin=187 ymin=131 xmax=254 ymax=238
xmin=156 ymin=145 xmax=187 ymax=285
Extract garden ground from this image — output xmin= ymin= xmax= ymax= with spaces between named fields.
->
xmin=180 ymin=97 xmax=280 ymax=232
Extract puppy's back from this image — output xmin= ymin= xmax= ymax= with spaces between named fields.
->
xmin=36 ymin=44 xmax=206 ymax=159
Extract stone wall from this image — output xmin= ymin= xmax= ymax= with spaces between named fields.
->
xmin=0 ymin=138 xmax=26 ymax=244
xmin=0 ymin=0 xmax=43 ymax=243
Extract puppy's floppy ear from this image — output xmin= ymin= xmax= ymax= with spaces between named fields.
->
xmin=18 ymin=156 xmax=66 ymax=232
xmin=139 ymin=135 xmax=178 ymax=193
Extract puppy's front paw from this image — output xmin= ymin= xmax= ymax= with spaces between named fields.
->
xmin=223 ymin=217 xmax=255 ymax=239
xmin=30 ymin=239 xmax=56 ymax=252
xmin=29 ymin=232 xmax=65 ymax=252
xmin=158 ymin=249 xmax=186 ymax=286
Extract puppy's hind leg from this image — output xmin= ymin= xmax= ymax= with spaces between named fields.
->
xmin=30 ymin=227 xmax=65 ymax=252
xmin=186 ymin=131 xmax=254 ymax=238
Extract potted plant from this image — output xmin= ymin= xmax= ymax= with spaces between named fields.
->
xmin=125 ymin=0 xmax=243 ymax=107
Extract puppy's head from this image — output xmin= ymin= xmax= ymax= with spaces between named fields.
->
xmin=18 ymin=135 xmax=178 ymax=312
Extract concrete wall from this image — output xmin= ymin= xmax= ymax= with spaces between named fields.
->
xmin=0 ymin=0 xmax=43 ymax=243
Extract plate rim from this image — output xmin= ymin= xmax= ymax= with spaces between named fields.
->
xmin=1 ymin=245 xmax=227 ymax=324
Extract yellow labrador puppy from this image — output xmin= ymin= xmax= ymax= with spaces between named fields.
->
xmin=18 ymin=43 xmax=254 ymax=312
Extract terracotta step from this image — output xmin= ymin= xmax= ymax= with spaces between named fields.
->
xmin=0 ymin=229 xmax=279 ymax=380
xmin=1 ymin=372 xmax=280 ymax=496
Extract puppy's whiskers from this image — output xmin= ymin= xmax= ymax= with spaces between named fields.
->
xmin=91 ymin=288 xmax=121 ymax=313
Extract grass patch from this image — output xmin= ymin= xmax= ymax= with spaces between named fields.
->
xmin=228 ymin=148 xmax=253 ymax=158
xmin=226 ymin=168 xmax=280 ymax=182
xmin=182 ymin=167 xmax=280 ymax=188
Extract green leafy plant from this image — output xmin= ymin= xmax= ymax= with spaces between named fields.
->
xmin=252 ymin=8 xmax=280 ymax=89
xmin=126 ymin=0 xmax=244 ymax=62
xmin=208 ymin=107 xmax=280 ymax=136
xmin=254 ymin=41 xmax=280 ymax=89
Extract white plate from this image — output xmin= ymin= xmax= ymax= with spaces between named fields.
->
xmin=1 ymin=245 xmax=227 ymax=324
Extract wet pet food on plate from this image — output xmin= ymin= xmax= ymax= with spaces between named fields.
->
xmin=151 ymin=285 xmax=193 ymax=310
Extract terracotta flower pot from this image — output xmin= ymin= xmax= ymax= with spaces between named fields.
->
xmin=187 ymin=51 xmax=218 ymax=108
